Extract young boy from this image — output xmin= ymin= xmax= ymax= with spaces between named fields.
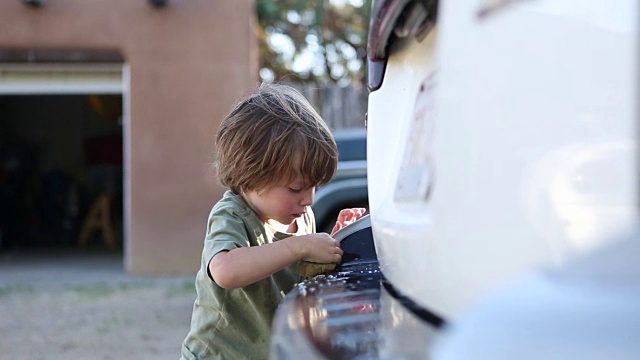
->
xmin=180 ymin=83 xmax=365 ymax=360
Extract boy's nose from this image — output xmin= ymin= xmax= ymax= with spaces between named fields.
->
xmin=300 ymin=188 xmax=315 ymax=206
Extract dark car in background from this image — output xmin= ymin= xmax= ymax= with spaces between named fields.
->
xmin=313 ymin=128 xmax=368 ymax=234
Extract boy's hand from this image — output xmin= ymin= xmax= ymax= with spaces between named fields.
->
xmin=330 ymin=208 xmax=366 ymax=236
xmin=286 ymin=233 xmax=343 ymax=264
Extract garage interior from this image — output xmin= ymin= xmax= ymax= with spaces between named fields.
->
xmin=0 ymin=94 xmax=123 ymax=254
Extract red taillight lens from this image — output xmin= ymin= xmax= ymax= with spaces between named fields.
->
xmin=366 ymin=0 xmax=437 ymax=91
xmin=367 ymin=0 xmax=411 ymax=91
xmin=367 ymin=0 xmax=412 ymax=62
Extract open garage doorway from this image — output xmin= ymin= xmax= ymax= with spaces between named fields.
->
xmin=0 ymin=62 xmax=127 ymax=261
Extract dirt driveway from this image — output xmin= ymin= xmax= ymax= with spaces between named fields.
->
xmin=0 ymin=250 xmax=195 ymax=360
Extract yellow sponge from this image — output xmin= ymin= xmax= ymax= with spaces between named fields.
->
xmin=296 ymin=261 xmax=337 ymax=278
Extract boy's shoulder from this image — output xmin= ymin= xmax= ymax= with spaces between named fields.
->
xmin=206 ymin=190 xmax=264 ymax=239
xmin=210 ymin=190 xmax=254 ymax=219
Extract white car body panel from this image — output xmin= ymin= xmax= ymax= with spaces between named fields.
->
xmin=367 ymin=0 xmax=638 ymax=318
xmin=431 ymin=230 xmax=640 ymax=360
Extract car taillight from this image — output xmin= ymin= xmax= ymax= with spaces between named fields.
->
xmin=367 ymin=0 xmax=437 ymax=91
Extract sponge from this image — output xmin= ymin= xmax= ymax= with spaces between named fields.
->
xmin=296 ymin=261 xmax=337 ymax=278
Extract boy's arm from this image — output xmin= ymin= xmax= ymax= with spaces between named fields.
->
xmin=209 ymin=233 xmax=342 ymax=289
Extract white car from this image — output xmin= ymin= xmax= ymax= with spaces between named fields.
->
xmin=270 ymin=0 xmax=639 ymax=358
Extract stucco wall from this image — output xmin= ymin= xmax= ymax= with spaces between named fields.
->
xmin=0 ymin=0 xmax=257 ymax=274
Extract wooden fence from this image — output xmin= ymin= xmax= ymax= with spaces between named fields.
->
xmin=290 ymin=82 xmax=368 ymax=130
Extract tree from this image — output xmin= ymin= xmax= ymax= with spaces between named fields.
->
xmin=255 ymin=0 xmax=372 ymax=85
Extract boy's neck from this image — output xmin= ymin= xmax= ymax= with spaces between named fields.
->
xmin=267 ymin=219 xmax=298 ymax=234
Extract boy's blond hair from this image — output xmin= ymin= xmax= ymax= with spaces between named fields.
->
xmin=215 ymin=83 xmax=338 ymax=194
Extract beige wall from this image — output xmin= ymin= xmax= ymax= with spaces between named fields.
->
xmin=0 ymin=0 xmax=257 ymax=274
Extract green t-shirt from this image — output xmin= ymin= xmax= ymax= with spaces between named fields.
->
xmin=181 ymin=190 xmax=311 ymax=360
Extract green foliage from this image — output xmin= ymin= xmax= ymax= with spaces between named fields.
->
xmin=255 ymin=0 xmax=372 ymax=85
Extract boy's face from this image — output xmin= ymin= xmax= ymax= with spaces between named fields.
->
xmin=243 ymin=176 xmax=315 ymax=226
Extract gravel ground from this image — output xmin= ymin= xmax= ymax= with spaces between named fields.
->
xmin=0 ymin=249 xmax=196 ymax=360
